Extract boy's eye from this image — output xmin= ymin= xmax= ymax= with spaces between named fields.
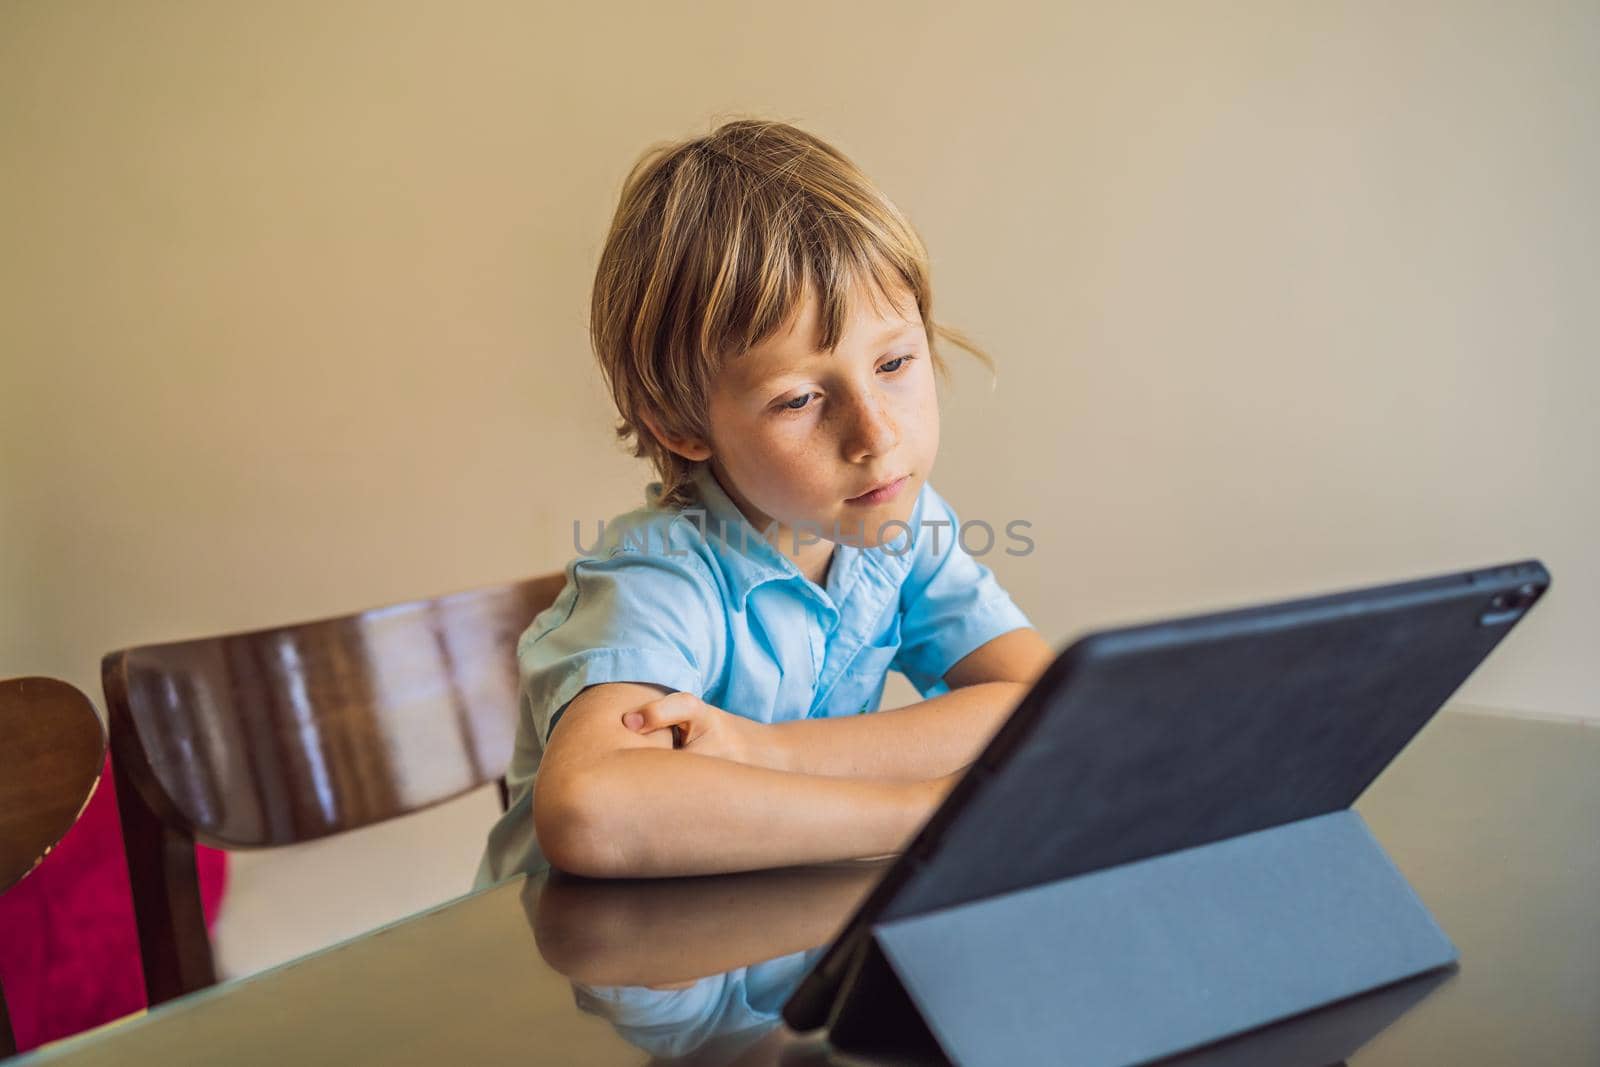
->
xmin=773 ymin=356 xmax=914 ymax=416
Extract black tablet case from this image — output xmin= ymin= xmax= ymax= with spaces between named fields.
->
xmin=783 ymin=560 xmax=1550 ymax=1066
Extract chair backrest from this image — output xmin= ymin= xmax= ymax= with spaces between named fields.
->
xmin=0 ymin=677 xmax=107 ymax=894
xmin=0 ymin=676 xmax=107 ymax=1055
xmin=103 ymin=571 xmax=566 ymax=847
xmin=102 ymin=571 xmax=567 ymax=1004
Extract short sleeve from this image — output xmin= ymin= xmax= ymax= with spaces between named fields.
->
xmin=572 ymin=949 xmax=817 ymax=1057
xmin=520 ymin=549 xmax=725 ymax=744
xmin=891 ymin=483 xmax=1032 ymax=697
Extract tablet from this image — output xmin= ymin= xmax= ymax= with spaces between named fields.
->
xmin=783 ymin=559 xmax=1550 ymax=1032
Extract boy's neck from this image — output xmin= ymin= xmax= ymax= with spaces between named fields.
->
xmin=805 ymin=543 xmax=837 ymax=591
xmin=704 ymin=461 xmax=837 ymax=590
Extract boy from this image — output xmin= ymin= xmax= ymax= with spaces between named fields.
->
xmin=476 ymin=118 xmax=1052 ymax=886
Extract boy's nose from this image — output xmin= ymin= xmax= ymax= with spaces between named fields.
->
xmin=843 ymin=392 xmax=900 ymax=461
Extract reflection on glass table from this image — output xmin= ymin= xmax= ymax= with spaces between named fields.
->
xmin=528 ymin=860 xmax=885 ymax=1065
xmin=522 ymin=855 xmax=1457 ymax=1067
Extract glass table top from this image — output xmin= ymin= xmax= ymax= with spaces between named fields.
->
xmin=19 ymin=707 xmax=1599 ymax=1066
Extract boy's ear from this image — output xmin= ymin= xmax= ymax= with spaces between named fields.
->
xmin=637 ymin=409 xmax=713 ymax=462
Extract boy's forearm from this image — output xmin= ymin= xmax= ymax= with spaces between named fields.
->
xmin=536 ymin=747 xmax=938 ymax=879
xmin=765 ymin=681 xmax=1029 ymax=780
xmin=535 ymin=862 xmax=884 ymax=987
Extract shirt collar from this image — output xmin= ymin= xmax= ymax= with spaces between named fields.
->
xmin=645 ymin=463 xmax=866 ymax=610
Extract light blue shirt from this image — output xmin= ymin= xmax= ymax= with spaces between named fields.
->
xmin=571 ymin=947 xmax=822 ymax=1060
xmin=475 ymin=462 xmax=1031 ymax=887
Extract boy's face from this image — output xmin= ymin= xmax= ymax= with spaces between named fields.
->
xmin=691 ymin=279 xmax=941 ymax=579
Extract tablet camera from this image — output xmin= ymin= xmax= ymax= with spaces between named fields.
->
xmin=1479 ymin=584 xmax=1540 ymax=627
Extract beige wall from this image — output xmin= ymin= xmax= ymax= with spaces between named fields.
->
xmin=3 ymin=0 xmax=1596 ymax=973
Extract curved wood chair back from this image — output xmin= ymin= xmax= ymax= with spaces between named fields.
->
xmin=0 ymin=676 xmax=108 ymax=1053
xmin=102 ymin=571 xmax=566 ymax=1005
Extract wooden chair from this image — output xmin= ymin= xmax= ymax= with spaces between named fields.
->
xmin=102 ymin=572 xmax=567 ymax=1007
xmin=0 ymin=676 xmax=109 ymax=1055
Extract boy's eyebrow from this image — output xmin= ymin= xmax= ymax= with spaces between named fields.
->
xmin=869 ymin=321 xmax=921 ymax=345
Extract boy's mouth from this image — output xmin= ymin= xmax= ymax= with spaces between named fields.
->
xmin=845 ymin=474 xmax=910 ymax=506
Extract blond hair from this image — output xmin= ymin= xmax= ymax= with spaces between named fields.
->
xmin=589 ymin=117 xmax=995 ymax=510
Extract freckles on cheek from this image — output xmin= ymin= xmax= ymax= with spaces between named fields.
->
xmin=758 ymin=445 xmax=827 ymax=508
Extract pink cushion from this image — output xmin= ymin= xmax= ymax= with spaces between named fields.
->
xmin=0 ymin=756 xmax=226 ymax=1052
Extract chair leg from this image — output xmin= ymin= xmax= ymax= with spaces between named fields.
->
xmin=0 ymin=977 xmax=14 ymax=1056
xmin=112 ymin=761 xmax=216 ymax=1006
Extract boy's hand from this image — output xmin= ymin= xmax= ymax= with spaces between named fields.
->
xmin=925 ymin=767 xmax=968 ymax=809
xmin=622 ymin=692 xmax=765 ymax=767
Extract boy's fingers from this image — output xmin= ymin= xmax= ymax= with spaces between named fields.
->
xmin=622 ymin=707 xmax=671 ymax=732
xmin=622 ymin=706 xmax=663 ymax=732
xmin=622 ymin=692 xmax=698 ymax=733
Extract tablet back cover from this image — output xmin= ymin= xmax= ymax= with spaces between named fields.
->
xmin=886 ymin=561 xmax=1548 ymax=922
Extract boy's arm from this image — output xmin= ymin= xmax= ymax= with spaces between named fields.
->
xmin=767 ymin=626 xmax=1056 ymax=778
xmin=625 ymin=627 xmax=1056 ymax=781
xmin=535 ymin=680 xmax=958 ymax=879
xmin=533 ymin=861 xmax=885 ymax=988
